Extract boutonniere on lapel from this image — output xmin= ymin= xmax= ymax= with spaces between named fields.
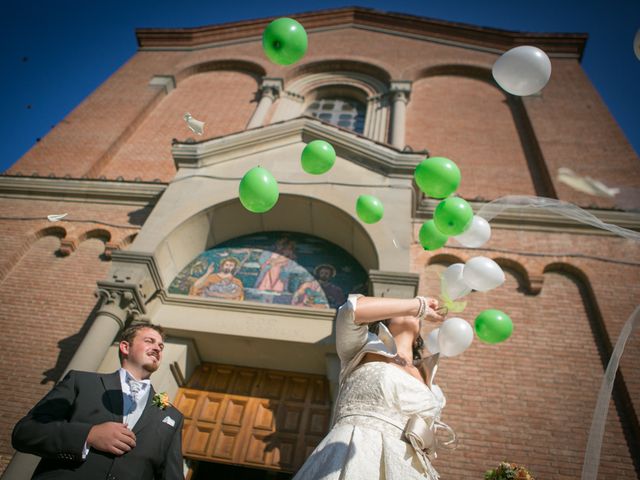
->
xmin=152 ymin=392 xmax=170 ymax=410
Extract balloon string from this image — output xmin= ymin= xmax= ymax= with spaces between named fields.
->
xmin=581 ymin=305 xmax=640 ymax=480
xmin=439 ymin=275 xmax=467 ymax=313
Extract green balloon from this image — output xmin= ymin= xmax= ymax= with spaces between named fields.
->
xmin=419 ymin=220 xmax=448 ymax=251
xmin=474 ymin=309 xmax=513 ymax=344
xmin=433 ymin=197 xmax=473 ymax=236
xmin=414 ymin=157 xmax=461 ymax=199
xmin=356 ymin=195 xmax=384 ymax=224
xmin=301 ymin=140 xmax=336 ymax=174
xmin=239 ymin=166 xmax=279 ymax=213
xmin=262 ymin=18 xmax=308 ymax=66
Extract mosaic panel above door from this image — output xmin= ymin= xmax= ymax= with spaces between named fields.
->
xmin=168 ymin=231 xmax=368 ymax=308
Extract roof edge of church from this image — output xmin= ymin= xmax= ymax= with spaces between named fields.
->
xmin=134 ymin=6 xmax=587 ymax=58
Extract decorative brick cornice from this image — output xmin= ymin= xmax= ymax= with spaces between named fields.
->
xmin=103 ymin=242 xmax=120 ymax=260
xmin=0 ymin=176 xmax=166 ymax=206
xmin=136 ymin=7 xmax=587 ymax=59
xmin=57 ymin=238 xmax=78 ymax=257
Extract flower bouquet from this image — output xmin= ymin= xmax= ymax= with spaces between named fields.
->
xmin=484 ymin=462 xmax=535 ymax=480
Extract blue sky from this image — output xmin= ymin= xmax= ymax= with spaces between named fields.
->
xmin=1 ymin=0 xmax=639 ymax=173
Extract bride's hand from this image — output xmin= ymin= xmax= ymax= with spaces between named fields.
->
xmin=424 ymin=297 xmax=445 ymax=322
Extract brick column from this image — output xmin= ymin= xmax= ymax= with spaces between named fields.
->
xmin=246 ymin=78 xmax=283 ymax=129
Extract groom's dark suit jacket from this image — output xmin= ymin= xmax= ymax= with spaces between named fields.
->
xmin=12 ymin=370 xmax=184 ymax=480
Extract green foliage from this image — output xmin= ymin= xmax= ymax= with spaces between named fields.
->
xmin=484 ymin=462 xmax=535 ymax=480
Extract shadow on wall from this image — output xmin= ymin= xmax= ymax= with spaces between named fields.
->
xmin=40 ymin=300 xmax=103 ymax=384
xmin=128 ymin=205 xmax=154 ymax=227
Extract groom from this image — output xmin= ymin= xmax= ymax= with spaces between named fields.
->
xmin=12 ymin=324 xmax=184 ymax=479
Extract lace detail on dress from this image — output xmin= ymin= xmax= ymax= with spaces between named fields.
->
xmin=332 ymin=362 xmax=445 ymax=479
xmin=293 ymin=361 xmax=447 ymax=479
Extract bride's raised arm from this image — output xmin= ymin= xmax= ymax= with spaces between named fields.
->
xmin=335 ymin=294 xmax=442 ymax=365
xmin=353 ymin=296 xmax=438 ymax=324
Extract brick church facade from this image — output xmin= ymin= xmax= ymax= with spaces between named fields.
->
xmin=1 ymin=7 xmax=639 ymax=479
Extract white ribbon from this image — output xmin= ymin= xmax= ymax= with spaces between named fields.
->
xmin=581 ymin=305 xmax=640 ymax=480
xmin=404 ymin=414 xmax=457 ymax=479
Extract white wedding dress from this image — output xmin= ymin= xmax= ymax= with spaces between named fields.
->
xmin=293 ymin=361 xmax=446 ymax=480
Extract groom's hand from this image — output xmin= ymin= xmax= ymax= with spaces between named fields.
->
xmin=87 ymin=422 xmax=137 ymax=455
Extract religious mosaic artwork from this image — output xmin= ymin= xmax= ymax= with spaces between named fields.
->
xmin=168 ymin=231 xmax=368 ymax=308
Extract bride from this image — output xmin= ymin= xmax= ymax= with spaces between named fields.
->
xmin=293 ymin=294 xmax=453 ymax=480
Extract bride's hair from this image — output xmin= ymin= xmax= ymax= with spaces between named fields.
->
xmin=368 ymin=320 xmax=424 ymax=362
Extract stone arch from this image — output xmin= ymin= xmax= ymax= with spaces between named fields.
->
xmin=420 ymin=253 xmax=465 ymax=298
xmin=0 ymin=226 xmax=68 ymax=284
xmin=78 ymin=228 xmax=112 ymax=243
xmin=175 ymin=59 xmax=267 ymax=85
xmin=0 ymin=227 xmax=114 ymax=386
xmin=34 ymin=225 xmax=66 ymax=240
xmin=494 ymin=256 xmax=538 ymax=294
xmin=423 ymin=253 xmax=540 ymax=296
xmin=287 ymin=59 xmax=392 ymax=85
xmin=542 ymin=261 xmax=602 ymax=325
xmin=156 ymin=194 xmax=381 ymax=289
xmin=273 ymin=60 xmax=392 ymax=142
xmin=406 ymin=63 xmax=555 ymax=199
xmin=77 ymin=228 xmax=113 ymax=260
xmin=408 ymin=63 xmax=497 ymax=87
xmin=426 ymin=253 xmax=465 ymax=265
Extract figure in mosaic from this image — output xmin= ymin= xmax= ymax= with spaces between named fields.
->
xmin=189 ymin=257 xmax=244 ymax=301
xmin=254 ymin=236 xmax=297 ymax=292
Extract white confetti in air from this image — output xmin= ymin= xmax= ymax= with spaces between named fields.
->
xmin=47 ymin=213 xmax=68 ymax=222
xmin=184 ymin=113 xmax=205 ymax=135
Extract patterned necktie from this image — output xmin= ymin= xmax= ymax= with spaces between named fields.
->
xmin=127 ymin=377 xmax=146 ymax=399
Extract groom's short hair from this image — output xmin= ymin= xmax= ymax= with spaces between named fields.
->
xmin=118 ymin=323 xmax=166 ymax=362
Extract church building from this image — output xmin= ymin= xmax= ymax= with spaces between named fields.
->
xmin=1 ymin=7 xmax=638 ymax=479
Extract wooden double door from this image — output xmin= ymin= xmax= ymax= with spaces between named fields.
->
xmin=175 ymin=362 xmax=331 ymax=474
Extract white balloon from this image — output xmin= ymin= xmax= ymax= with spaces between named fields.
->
xmin=634 ymin=29 xmax=640 ymax=61
xmin=463 ymin=256 xmax=505 ymax=292
xmin=438 ymin=317 xmax=473 ymax=357
xmin=442 ymin=263 xmax=472 ymax=300
xmin=492 ymin=46 xmax=552 ymax=96
xmin=454 ymin=216 xmax=492 ymax=248
xmin=426 ymin=328 xmax=440 ymax=354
